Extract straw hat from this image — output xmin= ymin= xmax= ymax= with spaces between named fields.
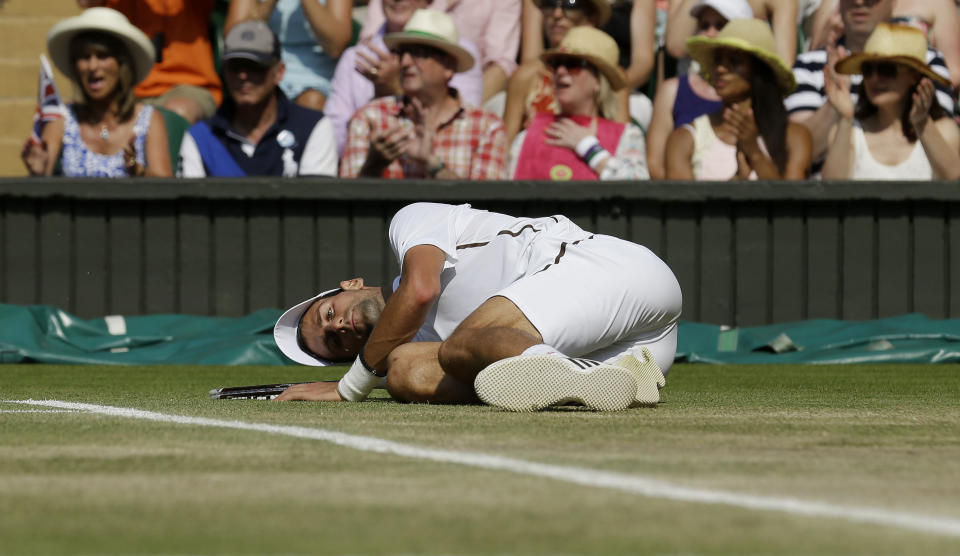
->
xmin=532 ymin=0 xmax=612 ymax=27
xmin=540 ymin=26 xmax=626 ymax=90
xmin=47 ymin=7 xmax=155 ymax=85
xmin=834 ymin=23 xmax=949 ymax=87
xmin=686 ymin=18 xmax=796 ymax=95
xmin=384 ymin=9 xmax=474 ymax=73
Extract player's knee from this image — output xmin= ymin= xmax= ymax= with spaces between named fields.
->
xmin=384 ymin=345 xmax=430 ymax=402
xmin=436 ymin=337 xmax=466 ymax=372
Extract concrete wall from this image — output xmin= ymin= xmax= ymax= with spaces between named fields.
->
xmin=2 ymin=178 xmax=959 ymax=326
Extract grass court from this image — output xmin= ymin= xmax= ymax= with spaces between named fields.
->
xmin=1 ymin=363 xmax=959 ymax=555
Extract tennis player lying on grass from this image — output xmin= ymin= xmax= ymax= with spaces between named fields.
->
xmin=273 ymin=202 xmax=682 ymax=411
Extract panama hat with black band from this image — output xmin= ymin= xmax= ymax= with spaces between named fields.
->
xmin=47 ymin=7 xmax=155 ymax=85
xmin=834 ymin=22 xmax=950 ymax=87
xmin=383 ymin=9 xmax=475 ymax=73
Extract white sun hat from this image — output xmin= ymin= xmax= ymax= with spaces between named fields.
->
xmin=273 ymin=288 xmax=346 ymax=366
xmin=47 ymin=7 xmax=155 ymax=85
xmin=384 ymin=9 xmax=475 ymax=73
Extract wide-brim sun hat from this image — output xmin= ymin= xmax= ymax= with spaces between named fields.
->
xmin=533 ymin=0 xmax=612 ymax=27
xmin=274 ymin=288 xmax=344 ymax=366
xmin=540 ymin=26 xmax=626 ymax=90
xmin=686 ymin=18 xmax=796 ymax=95
xmin=834 ymin=22 xmax=950 ymax=87
xmin=384 ymin=9 xmax=475 ymax=73
xmin=47 ymin=7 xmax=155 ymax=85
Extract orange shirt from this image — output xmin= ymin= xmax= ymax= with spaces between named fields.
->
xmin=106 ymin=0 xmax=222 ymax=104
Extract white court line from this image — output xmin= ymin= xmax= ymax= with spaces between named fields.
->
xmin=0 ymin=409 xmax=77 ymax=414
xmin=9 ymin=398 xmax=960 ymax=538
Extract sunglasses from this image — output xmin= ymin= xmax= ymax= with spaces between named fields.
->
xmin=545 ymin=55 xmax=596 ymax=75
xmin=861 ymin=61 xmax=901 ymax=79
xmin=540 ymin=0 xmax=592 ymax=18
xmin=391 ymin=44 xmax=446 ymax=61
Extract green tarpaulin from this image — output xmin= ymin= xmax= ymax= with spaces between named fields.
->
xmin=0 ymin=304 xmax=289 ymax=365
xmin=2 ymin=304 xmax=959 ymax=365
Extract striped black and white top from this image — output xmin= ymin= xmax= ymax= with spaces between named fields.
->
xmin=785 ymin=42 xmax=956 ymax=117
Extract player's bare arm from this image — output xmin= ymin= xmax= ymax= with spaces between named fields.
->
xmin=275 ymin=245 xmax=445 ymax=401
xmin=362 ymin=244 xmax=445 ymax=371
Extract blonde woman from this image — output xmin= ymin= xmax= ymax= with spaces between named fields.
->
xmin=822 ymin=23 xmax=960 ymax=180
xmin=508 ymin=27 xmax=648 ymax=180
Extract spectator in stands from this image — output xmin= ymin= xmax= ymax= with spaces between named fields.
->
xmin=647 ymin=0 xmax=752 ymax=178
xmin=225 ymin=0 xmax=354 ymax=112
xmin=324 ymin=0 xmax=483 ymax=156
xmin=178 ymin=21 xmax=337 ymax=177
xmin=508 ymin=28 xmax=649 ymax=180
xmin=821 ymin=24 xmax=960 ymax=180
xmin=517 ymin=0 xmax=657 ymax=130
xmin=810 ymin=0 xmax=960 ymax=90
xmin=666 ymin=0 xmax=798 ymax=66
xmin=340 ymin=9 xmax=507 ymax=179
xmin=22 ymin=8 xmax=172 ymax=177
xmin=665 ymin=18 xmax=812 ymax=179
xmin=504 ymin=0 xmax=613 ymax=146
xmin=359 ymin=0 xmax=521 ymax=102
xmin=786 ymin=0 xmax=954 ymax=174
xmin=77 ymin=1 xmax=222 ymax=124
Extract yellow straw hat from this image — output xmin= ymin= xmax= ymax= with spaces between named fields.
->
xmin=540 ymin=26 xmax=626 ymax=90
xmin=686 ymin=18 xmax=796 ymax=95
xmin=834 ymin=23 xmax=949 ymax=87
xmin=532 ymin=0 xmax=612 ymax=27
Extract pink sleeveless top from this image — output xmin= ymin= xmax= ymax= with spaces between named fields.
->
xmin=513 ymin=113 xmax=626 ymax=180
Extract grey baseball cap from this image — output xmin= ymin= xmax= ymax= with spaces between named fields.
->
xmin=223 ymin=20 xmax=281 ymax=66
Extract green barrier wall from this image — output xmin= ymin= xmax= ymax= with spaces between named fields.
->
xmin=2 ymin=179 xmax=960 ymax=327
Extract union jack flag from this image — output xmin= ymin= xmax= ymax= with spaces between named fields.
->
xmin=29 ymin=55 xmax=65 ymax=146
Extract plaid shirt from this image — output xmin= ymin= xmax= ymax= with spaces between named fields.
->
xmin=339 ymin=95 xmax=507 ymax=179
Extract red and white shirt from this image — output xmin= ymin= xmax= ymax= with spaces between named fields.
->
xmin=339 ymin=95 xmax=507 ymax=180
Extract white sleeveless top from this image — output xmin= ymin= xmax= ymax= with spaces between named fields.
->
xmin=851 ymin=120 xmax=933 ymax=180
xmin=683 ymin=114 xmax=765 ymax=181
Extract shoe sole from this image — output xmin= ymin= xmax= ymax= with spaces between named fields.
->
xmin=613 ymin=348 xmax=664 ymax=408
xmin=474 ymin=355 xmax=637 ymax=412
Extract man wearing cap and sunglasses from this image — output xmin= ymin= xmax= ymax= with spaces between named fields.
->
xmin=178 ymin=21 xmax=337 ymax=178
xmin=273 ymin=202 xmax=681 ymax=412
xmin=339 ymin=9 xmax=507 ymax=180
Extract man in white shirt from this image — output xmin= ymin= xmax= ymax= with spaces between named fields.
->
xmin=273 ymin=202 xmax=682 ymax=412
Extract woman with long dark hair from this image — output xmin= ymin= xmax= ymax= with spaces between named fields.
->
xmin=665 ymin=18 xmax=811 ymax=180
xmin=821 ymin=23 xmax=960 ymax=180
xmin=22 ymin=8 xmax=171 ymax=177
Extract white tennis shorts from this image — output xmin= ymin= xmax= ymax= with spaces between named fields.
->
xmin=498 ymin=233 xmax=682 ymax=374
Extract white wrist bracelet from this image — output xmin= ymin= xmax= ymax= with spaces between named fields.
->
xmin=337 ymin=354 xmax=384 ymax=402
xmin=575 ymin=135 xmax=600 ymax=158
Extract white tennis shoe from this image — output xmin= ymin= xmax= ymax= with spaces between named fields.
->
xmin=611 ymin=347 xmax=665 ymax=408
xmin=474 ymin=355 xmax=639 ymax=412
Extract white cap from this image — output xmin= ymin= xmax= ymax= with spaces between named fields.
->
xmin=273 ymin=288 xmax=342 ymax=366
xmin=690 ymin=0 xmax=754 ymax=22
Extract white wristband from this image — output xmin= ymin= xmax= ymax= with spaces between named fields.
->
xmin=588 ymin=150 xmax=611 ymax=172
xmin=574 ymin=135 xmax=600 ymax=158
xmin=336 ymin=355 xmax=382 ymax=402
